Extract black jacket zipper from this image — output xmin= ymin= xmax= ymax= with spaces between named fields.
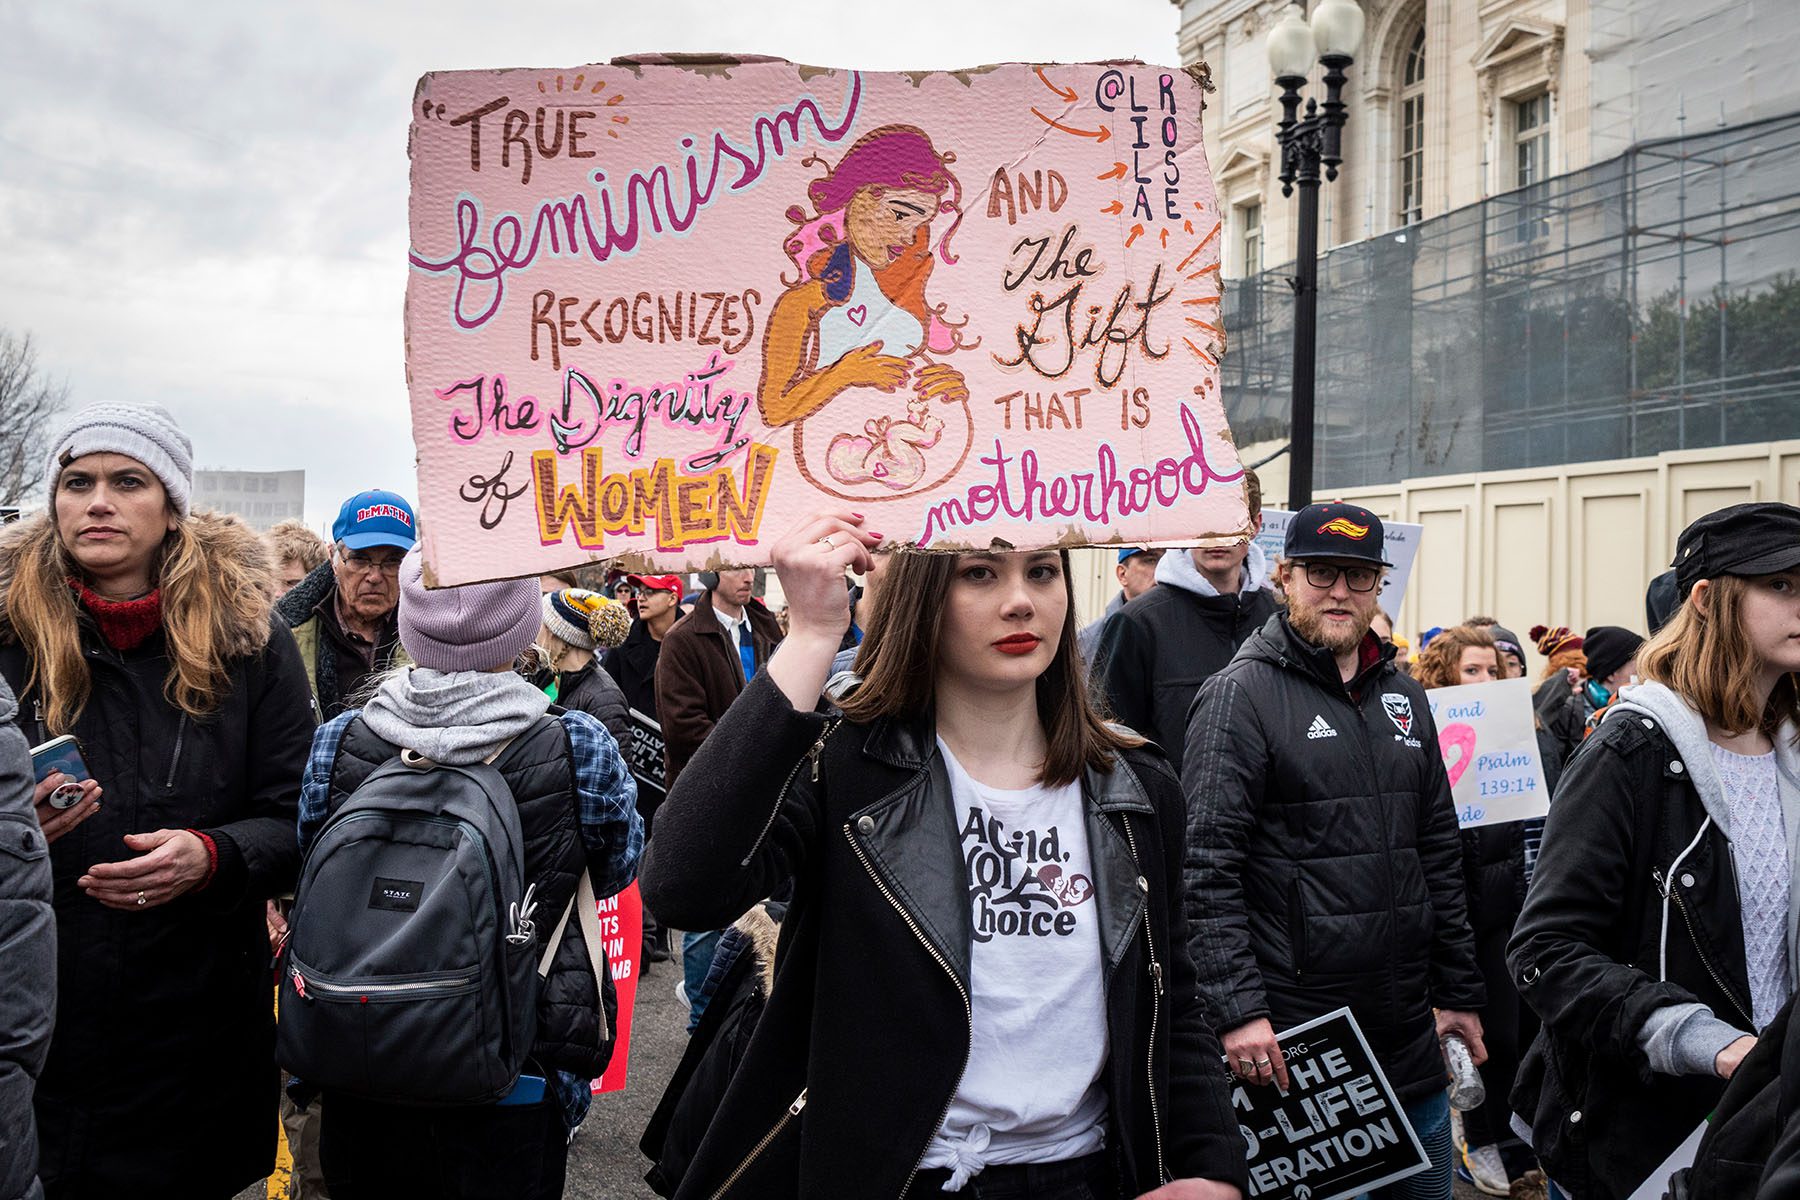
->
xmin=1654 ymin=865 xmax=1756 ymax=1029
xmin=1119 ymin=813 xmax=1170 ymax=1187
xmin=164 ymin=714 xmax=188 ymax=789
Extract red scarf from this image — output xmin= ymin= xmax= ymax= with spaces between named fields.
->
xmin=71 ymin=581 xmax=163 ymax=651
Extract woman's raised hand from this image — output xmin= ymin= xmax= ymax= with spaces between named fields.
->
xmin=772 ymin=512 xmax=881 ymax=642
xmin=766 ymin=512 xmax=883 ymax=710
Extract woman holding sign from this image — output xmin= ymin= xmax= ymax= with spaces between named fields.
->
xmin=642 ymin=513 xmax=1244 ymax=1199
xmin=1510 ymin=501 xmax=1800 ymax=1200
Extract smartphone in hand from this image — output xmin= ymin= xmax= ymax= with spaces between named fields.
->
xmin=31 ymin=735 xmax=93 ymax=809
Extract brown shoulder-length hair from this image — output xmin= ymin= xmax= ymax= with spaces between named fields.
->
xmin=1413 ymin=624 xmax=1499 ymax=690
xmin=839 ymin=549 xmax=1140 ymax=787
xmin=4 ymin=511 xmax=274 ymax=735
xmin=1638 ymin=575 xmax=1800 ymax=740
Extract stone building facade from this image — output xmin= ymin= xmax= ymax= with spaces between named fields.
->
xmin=1179 ymin=0 xmax=1594 ymax=279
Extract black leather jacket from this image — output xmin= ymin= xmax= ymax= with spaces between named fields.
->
xmin=641 ymin=673 xmax=1246 ymax=1199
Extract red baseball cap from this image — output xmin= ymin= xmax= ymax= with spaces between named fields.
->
xmin=626 ymin=573 xmax=683 ymax=596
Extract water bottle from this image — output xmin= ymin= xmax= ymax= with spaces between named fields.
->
xmin=1443 ymin=1033 xmax=1486 ymax=1110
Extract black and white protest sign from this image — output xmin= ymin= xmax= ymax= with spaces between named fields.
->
xmin=624 ymin=708 xmax=667 ymax=803
xmin=1232 ymin=1008 xmax=1428 ymax=1200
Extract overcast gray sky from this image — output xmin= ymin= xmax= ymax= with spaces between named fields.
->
xmin=0 ymin=0 xmax=1182 ymax=532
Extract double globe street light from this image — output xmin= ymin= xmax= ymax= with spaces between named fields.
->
xmin=1266 ymin=0 xmax=1365 ymax=511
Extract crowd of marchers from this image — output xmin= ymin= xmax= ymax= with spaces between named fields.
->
xmin=0 ymin=402 xmax=1796 ymax=1200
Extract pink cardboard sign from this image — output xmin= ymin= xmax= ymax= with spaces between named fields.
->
xmin=407 ymin=56 xmax=1245 ymax=585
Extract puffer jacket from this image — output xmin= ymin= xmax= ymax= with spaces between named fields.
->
xmin=0 ymin=513 xmax=317 ymax=1199
xmin=1508 ymin=684 xmax=1800 ymax=1200
xmin=318 ymin=713 xmax=617 ymax=1080
xmin=554 ymin=661 xmax=630 ymax=747
xmin=0 ymin=676 xmax=52 ymax=1200
xmin=641 ymin=672 xmax=1247 ymax=1199
xmin=1094 ymin=543 xmax=1279 ymax=771
xmin=1182 ymin=613 xmax=1485 ymax=1104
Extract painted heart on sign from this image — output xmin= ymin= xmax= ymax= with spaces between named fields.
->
xmin=847 ymin=304 xmax=868 ymax=326
xmin=1439 ymin=722 xmax=1478 ymax=788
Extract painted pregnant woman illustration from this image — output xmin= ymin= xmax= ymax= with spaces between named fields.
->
xmin=757 ymin=124 xmax=976 ymax=499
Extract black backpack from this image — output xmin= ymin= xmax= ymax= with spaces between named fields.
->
xmin=277 ymin=744 xmax=609 ymax=1105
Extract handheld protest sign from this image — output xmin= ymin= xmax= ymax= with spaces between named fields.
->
xmin=592 ymin=882 xmax=643 ymax=1094
xmin=1231 ymin=1008 xmax=1429 ymax=1200
xmin=406 ymin=56 xmax=1246 ymax=585
xmin=622 ymin=708 xmax=667 ymax=805
xmin=1423 ymin=677 xmax=1549 ymax=827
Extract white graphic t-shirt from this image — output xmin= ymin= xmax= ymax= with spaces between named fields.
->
xmin=918 ymin=740 xmax=1109 ymax=1191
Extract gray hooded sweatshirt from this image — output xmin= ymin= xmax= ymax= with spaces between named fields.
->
xmin=360 ymin=667 xmax=552 ymax=765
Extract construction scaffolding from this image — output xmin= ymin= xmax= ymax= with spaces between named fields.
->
xmin=1221 ymin=110 xmax=1800 ymax=491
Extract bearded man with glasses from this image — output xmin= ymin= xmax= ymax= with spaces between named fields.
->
xmin=1181 ymin=502 xmax=1487 ymax=1200
xmin=276 ymin=489 xmax=418 ymax=720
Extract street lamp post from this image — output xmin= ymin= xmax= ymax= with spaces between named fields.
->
xmin=1267 ymin=0 xmax=1364 ymax=511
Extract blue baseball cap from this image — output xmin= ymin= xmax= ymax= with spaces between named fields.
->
xmin=1118 ymin=547 xmax=1153 ymax=563
xmin=332 ymin=489 xmax=417 ymax=551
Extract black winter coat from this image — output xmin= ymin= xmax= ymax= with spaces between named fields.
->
xmin=554 ymin=661 xmax=631 ymax=747
xmin=641 ymin=673 xmax=1247 ymax=1199
xmin=319 ymin=714 xmax=615 ymax=1079
xmin=602 ymin=619 xmax=662 ymax=721
xmin=1459 ymin=727 xmax=1566 ymax=939
xmin=1094 ymin=582 xmax=1279 ymax=771
xmin=1182 ymin=615 xmax=1485 ymax=1104
xmin=0 ymin=521 xmax=317 ymax=1199
xmin=1508 ymin=709 xmax=1758 ymax=1200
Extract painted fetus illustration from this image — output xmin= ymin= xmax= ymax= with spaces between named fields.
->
xmin=758 ymin=124 xmax=975 ymax=498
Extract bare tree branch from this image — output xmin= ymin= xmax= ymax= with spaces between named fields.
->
xmin=0 ymin=331 xmax=70 ymax=507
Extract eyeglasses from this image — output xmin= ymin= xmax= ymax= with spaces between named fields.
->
xmin=341 ymin=552 xmax=404 ymax=577
xmin=1299 ymin=562 xmax=1380 ymax=593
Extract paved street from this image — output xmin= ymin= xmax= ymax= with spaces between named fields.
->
xmin=237 ymin=952 xmax=691 ymax=1200
xmin=564 ymin=954 xmax=690 ymax=1200
xmin=240 ymin=956 xmax=1495 ymax=1199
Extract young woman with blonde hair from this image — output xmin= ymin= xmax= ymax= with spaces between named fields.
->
xmin=642 ymin=512 xmax=1244 ymax=1199
xmin=1510 ymin=502 xmax=1800 ymax=1199
xmin=0 ymin=404 xmax=316 ymax=1199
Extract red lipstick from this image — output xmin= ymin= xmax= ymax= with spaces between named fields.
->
xmin=992 ymin=633 xmax=1042 ymax=656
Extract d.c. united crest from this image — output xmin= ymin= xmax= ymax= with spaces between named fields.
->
xmin=1381 ymin=692 xmax=1414 ymax=736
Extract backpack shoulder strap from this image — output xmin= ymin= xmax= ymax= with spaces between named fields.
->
xmin=538 ymin=871 xmax=610 ymax=1039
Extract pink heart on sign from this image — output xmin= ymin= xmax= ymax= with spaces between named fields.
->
xmin=847 ymin=304 xmax=867 ymax=326
xmin=1439 ymin=723 xmax=1477 ymax=788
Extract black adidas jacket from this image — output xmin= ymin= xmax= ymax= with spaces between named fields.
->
xmin=1181 ymin=614 xmax=1485 ymax=1104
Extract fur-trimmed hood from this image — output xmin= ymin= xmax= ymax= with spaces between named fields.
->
xmin=0 ymin=509 xmax=277 ymax=654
